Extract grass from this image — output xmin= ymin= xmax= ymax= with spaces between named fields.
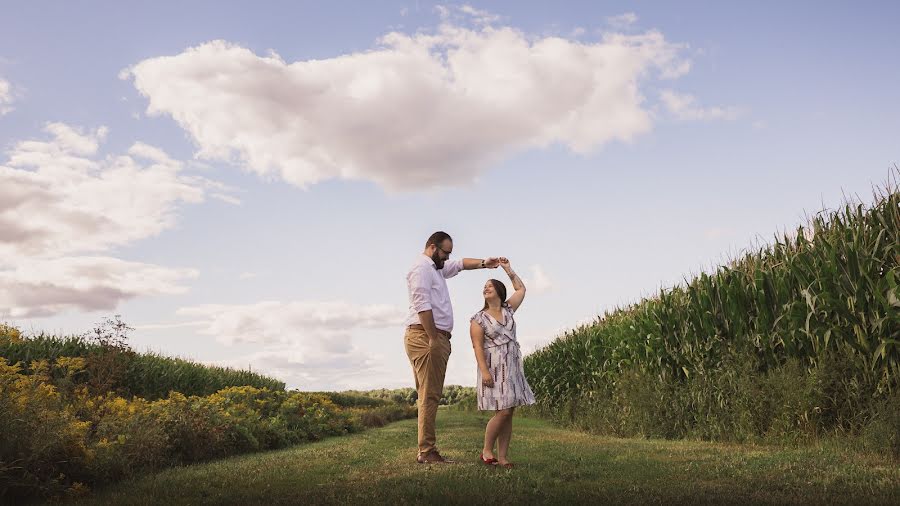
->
xmin=67 ymin=409 xmax=899 ymax=505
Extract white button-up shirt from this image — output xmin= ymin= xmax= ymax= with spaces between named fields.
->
xmin=404 ymin=254 xmax=464 ymax=332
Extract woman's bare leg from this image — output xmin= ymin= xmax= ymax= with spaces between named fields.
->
xmin=497 ymin=407 xmax=514 ymax=464
xmin=483 ymin=411 xmax=506 ymax=459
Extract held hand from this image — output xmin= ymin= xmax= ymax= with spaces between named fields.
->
xmin=483 ymin=257 xmax=501 ymax=269
xmin=481 ymin=370 xmax=494 ymax=388
xmin=499 ymin=257 xmax=511 ymax=270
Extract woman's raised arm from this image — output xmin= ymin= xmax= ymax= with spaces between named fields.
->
xmin=500 ymin=257 xmax=526 ymax=312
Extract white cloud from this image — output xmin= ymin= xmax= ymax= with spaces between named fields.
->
xmin=128 ymin=141 xmax=183 ymax=169
xmin=434 ymin=5 xmax=450 ymax=20
xmin=0 ymin=78 xmax=13 ymax=115
xmin=174 ymin=300 xmax=407 ymax=389
xmin=210 ymin=345 xmax=383 ymax=391
xmin=176 ymin=300 xmax=406 ymax=346
xmin=0 ymin=123 xmax=229 ymax=317
xmin=133 ymin=321 xmax=207 ymax=331
xmin=458 ymin=4 xmax=501 ymax=25
xmin=524 ymin=264 xmax=555 ymax=295
xmin=607 ymin=12 xmax=638 ymax=29
xmin=0 ymin=123 xmax=225 ymax=261
xmin=123 ymin=18 xmax=691 ymax=192
xmin=660 ymin=89 xmax=743 ymax=121
xmin=0 ymin=256 xmax=197 ymax=318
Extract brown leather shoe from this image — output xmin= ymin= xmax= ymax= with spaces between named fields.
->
xmin=416 ymin=450 xmax=454 ymax=464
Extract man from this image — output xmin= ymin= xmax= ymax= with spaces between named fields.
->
xmin=404 ymin=231 xmax=499 ymax=464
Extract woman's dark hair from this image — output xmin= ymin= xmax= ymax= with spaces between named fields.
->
xmin=426 ymin=231 xmax=452 ymax=248
xmin=481 ymin=279 xmax=508 ymax=310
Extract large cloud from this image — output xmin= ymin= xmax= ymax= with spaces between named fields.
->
xmin=122 ymin=17 xmax=693 ymax=191
xmin=176 ymin=300 xmax=406 ymax=345
xmin=0 ymin=123 xmax=227 ymax=317
xmin=172 ymin=300 xmax=407 ymax=389
xmin=208 ymin=344 xmax=391 ymax=391
xmin=0 ymin=123 xmax=214 ymax=260
xmin=0 ymin=257 xmax=197 ymax=318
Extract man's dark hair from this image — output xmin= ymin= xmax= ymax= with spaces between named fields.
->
xmin=426 ymin=231 xmax=452 ymax=248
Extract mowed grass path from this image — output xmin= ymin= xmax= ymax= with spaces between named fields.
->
xmin=73 ymin=409 xmax=898 ymax=505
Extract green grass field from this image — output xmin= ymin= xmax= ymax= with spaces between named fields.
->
xmin=70 ymin=409 xmax=899 ymax=505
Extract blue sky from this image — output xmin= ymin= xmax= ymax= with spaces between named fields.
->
xmin=1 ymin=1 xmax=897 ymax=390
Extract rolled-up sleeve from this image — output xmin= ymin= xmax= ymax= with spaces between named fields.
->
xmin=407 ymin=265 xmax=432 ymax=313
xmin=440 ymin=258 xmax=464 ymax=279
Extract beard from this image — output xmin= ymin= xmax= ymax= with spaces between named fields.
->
xmin=431 ymin=251 xmax=445 ymax=270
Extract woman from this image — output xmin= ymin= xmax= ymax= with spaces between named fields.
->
xmin=469 ymin=257 xmax=536 ymax=469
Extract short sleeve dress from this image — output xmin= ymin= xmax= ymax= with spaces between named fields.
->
xmin=470 ymin=305 xmax=536 ymax=411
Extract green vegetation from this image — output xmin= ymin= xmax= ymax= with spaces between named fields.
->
xmin=524 ymin=175 xmax=900 ymax=454
xmin=0 ymin=323 xmax=415 ymax=502
xmin=329 ymin=384 xmax=476 ymax=408
xmin=5 ymin=171 xmax=898 ymax=502
xmin=0 ymin=317 xmax=284 ymax=398
xmin=71 ymin=410 xmax=900 ymax=505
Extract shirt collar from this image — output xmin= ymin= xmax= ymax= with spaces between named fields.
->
xmin=420 ymin=253 xmax=440 ymax=270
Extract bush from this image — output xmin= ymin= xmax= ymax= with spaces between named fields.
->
xmin=277 ymin=392 xmax=355 ymax=442
xmin=316 ymin=391 xmax=389 ymax=409
xmin=0 ymin=359 xmax=92 ymax=502
xmin=0 ymin=323 xmax=22 ymax=344
xmin=349 ymin=404 xmax=418 ymax=428
xmin=0 ymin=318 xmax=286 ymax=400
xmin=85 ymin=393 xmax=169 ymax=481
xmin=0 ymin=355 xmax=416 ymax=502
xmin=529 ymin=347 xmax=900 ymax=461
xmin=325 ymin=388 xmax=418 ymax=405
xmin=861 ymin=390 xmax=900 ymax=459
xmin=331 ymin=386 xmax=478 ymax=408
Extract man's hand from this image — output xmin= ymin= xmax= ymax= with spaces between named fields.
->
xmin=483 ymin=257 xmax=501 ymax=269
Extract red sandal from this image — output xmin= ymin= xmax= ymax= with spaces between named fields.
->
xmin=479 ymin=453 xmax=498 ymax=465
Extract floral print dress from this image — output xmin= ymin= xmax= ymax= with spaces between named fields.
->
xmin=471 ymin=305 xmax=536 ymax=411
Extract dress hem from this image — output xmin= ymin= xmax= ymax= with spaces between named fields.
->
xmin=477 ymin=399 xmax=536 ymax=411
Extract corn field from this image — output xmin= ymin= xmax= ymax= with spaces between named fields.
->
xmin=0 ymin=333 xmax=285 ymax=398
xmin=524 ymin=174 xmax=900 ymax=440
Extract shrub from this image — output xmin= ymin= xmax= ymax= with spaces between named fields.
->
xmin=0 ymin=323 xmax=22 ymax=344
xmin=277 ymin=392 xmax=355 ymax=442
xmin=0 ymin=318 xmax=286 ymax=400
xmin=0 ymin=350 xmax=418 ymax=501
xmin=0 ymin=359 xmax=92 ymax=502
xmin=316 ymin=391 xmax=390 ymax=408
xmin=349 ymin=404 xmax=418 ymax=428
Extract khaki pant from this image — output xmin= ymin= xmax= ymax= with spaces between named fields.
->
xmin=404 ymin=326 xmax=451 ymax=456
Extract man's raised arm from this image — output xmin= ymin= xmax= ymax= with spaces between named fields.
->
xmin=461 ymin=257 xmax=500 ymax=270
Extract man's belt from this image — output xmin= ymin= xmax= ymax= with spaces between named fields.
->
xmin=408 ymin=324 xmax=451 ymax=339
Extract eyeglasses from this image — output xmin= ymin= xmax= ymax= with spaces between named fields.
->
xmin=436 ymin=245 xmax=452 ymax=257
